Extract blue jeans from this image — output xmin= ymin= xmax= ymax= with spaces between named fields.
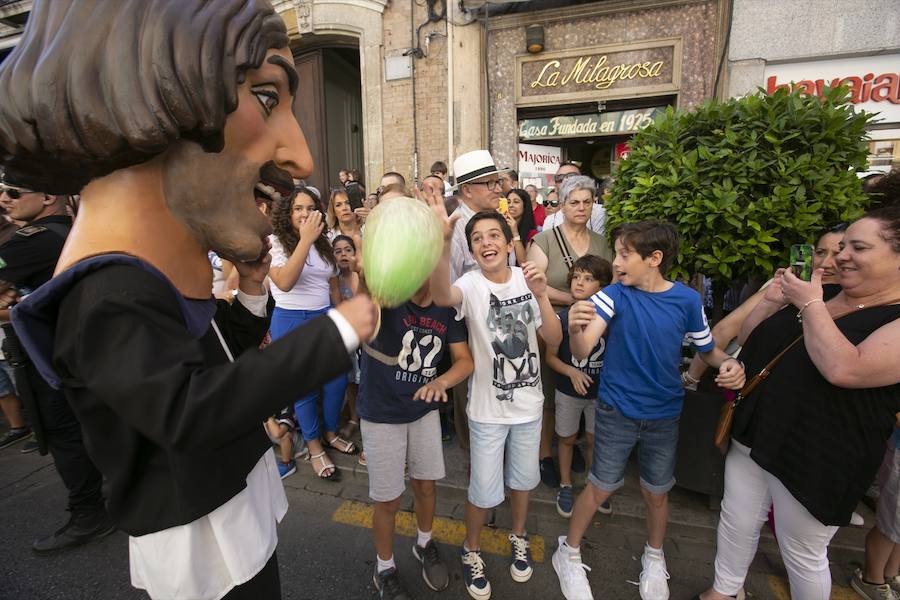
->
xmin=589 ymin=400 xmax=679 ymax=495
xmin=270 ymin=306 xmax=348 ymax=442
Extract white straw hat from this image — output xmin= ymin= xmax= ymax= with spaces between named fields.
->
xmin=451 ymin=150 xmax=510 ymax=191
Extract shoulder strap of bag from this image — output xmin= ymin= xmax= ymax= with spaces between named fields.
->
xmin=735 ymin=295 xmax=900 ymax=403
xmin=552 ymin=226 xmax=575 ymax=269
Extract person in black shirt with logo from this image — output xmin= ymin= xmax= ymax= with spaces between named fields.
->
xmin=358 ymin=279 xmax=473 ymax=600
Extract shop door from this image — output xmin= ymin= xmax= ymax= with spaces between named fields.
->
xmin=293 ymin=47 xmax=365 ymax=195
xmin=293 ymin=50 xmax=328 ymax=194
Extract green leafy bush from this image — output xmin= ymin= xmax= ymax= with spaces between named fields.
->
xmin=606 ymin=86 xmax=874 ymax=288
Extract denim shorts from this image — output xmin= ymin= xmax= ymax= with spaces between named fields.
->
xmin=588 ymin=400 xmax=679 ymax=495
xmin=468 ymin=418 xmax=541 ymax=508
xmin=0 ymin=359 xmax=16 ymax=397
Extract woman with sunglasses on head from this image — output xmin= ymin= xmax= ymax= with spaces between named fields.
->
xmin=696 ymin=206 xmax=900 ymax=600
xmin=526 ymin=176 xmax=614 ymax=491
xmin=325 ymin=187 xmax=363 ymax=245
xmin=268 ymin=187 xmax=358 ymax=482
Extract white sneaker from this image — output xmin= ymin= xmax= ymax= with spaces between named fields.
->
xmin=639 ymin=546 xmax=670 ymax=600
xmin=552 ymin=536 xmax=594 ymax=600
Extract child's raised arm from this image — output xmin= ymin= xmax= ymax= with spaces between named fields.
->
xmin=569 ymin=301 xmax=606 ymax=360
xmin=522 ymin=261 xmax=562 ymax=348
xmin=422 ymin=186 xmax=463 ymax=308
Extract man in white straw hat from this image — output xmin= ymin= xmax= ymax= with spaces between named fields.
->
xmin=449 ymin=150 xmax=512 ymax=283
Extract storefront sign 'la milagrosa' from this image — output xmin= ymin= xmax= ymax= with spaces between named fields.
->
xmin=516 ymin=39 xmax=682 ymax=106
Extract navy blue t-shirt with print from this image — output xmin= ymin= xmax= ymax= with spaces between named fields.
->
xmin=555 ymin=309 xmax=604 ymax=399
xmin=357 ymin=301 xmax=467 ymax=424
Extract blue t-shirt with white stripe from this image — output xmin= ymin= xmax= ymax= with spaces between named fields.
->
xmin=590 ymin=281 xmax=715 ymax=420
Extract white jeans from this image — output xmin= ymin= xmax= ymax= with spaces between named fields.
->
xmin=713 ymin=441 xmax=838 ymax=599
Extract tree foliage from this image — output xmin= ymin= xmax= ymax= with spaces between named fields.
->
xmin=606 ymin=86 xmax=874 ymax=284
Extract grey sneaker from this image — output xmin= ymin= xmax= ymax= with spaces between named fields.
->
xmin=20 ymin=438 xmax=39 ymax=454
xmin=851 ymin=568 xmax=897 ymax=600
xmin=412 ymin=540 xmax=449 ymax=591
xmin=0 ymin=428 xmax=31 ymax=450
xmin=373 ymin=566 xmax=411 ymax=600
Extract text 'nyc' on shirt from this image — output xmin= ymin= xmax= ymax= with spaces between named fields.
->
xmin=455 ymin=267 xmax=544 ymax=424
xmin=591 ymin=281 xmax=714 ymax=420
xmin=357 ymin=301 xmax=467 ymax=424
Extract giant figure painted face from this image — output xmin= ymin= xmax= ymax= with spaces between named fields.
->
xmin=0 ymin=0 xmax=311 ymax=262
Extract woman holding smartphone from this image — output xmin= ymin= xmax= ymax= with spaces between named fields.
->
xmin=269 ymin=188 xmax=357 ymax=481
xmin=696 ymin=206 xmax=900 ymax=600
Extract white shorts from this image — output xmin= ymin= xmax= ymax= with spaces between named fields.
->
xmin=467 ymin=418 xmax=541 ymax=508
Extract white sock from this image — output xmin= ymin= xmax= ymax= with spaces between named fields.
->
xmin=644 ymin=542 xmax=664 ymax=557
xmin=561 ymin=540 xmax=580 ymax=554
xmin=417 ymin=528 xmax=432 ymax=548
xmin=377 ymin=555 xmax=396 ymax=574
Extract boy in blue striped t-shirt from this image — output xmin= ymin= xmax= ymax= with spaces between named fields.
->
xmin=552 ymin=221 xmax=746 ymax=600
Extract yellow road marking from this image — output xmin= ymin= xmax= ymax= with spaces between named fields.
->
xmin=332 ymin=500 xmax=545 ymax=562
xmin=767 ymin=575 xmax=857 ymax=599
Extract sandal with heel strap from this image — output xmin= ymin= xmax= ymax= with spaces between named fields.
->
xmin=308 ymin=451 xmax=340 ymax=481
xmin=324 ymin=435 xmax=359 ymax=455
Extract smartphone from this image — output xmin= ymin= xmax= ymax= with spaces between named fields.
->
xmin=498 ymin=197 xmax=509 ymax=215
xmin=790 ymin=244 xmax=814 ymax=281
xmin=345 ymin=181 xmax=364 ymax=211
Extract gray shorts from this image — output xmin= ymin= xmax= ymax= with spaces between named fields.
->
xmin=554 ymin=390 xmax=595 ymax=438
xmin=361 ymin=410 xmax=445 ymax=502
xmin=876 ymin=443 xmax=900 ymax=544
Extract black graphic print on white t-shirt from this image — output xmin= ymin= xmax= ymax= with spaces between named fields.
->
xmin=486 ymin=292 xmax=540 ymax=402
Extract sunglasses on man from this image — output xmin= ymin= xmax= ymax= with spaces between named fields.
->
xmin=553 ymin=172 xmax=577 ymax=184
xmin=0 ymin=186 xmax=33 ymax=199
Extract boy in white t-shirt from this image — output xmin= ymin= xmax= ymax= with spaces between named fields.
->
xmin=428 ymin=194 xmax=562 ymax=600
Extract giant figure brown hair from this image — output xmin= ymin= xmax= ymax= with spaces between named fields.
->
xmin=0 ymin=0 xmax=288 ymax=194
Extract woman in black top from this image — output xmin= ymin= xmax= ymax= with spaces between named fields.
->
xmin=699 ymin=206 xmax=900 ymax=600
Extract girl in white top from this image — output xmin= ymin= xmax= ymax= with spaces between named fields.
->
xmin=268 ymin=188 xmax=357 ymax=481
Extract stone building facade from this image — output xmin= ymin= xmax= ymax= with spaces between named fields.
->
xmin=725 ymin=0 xmax=900 ymax=173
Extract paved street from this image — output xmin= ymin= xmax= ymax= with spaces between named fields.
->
xmin=0 ymin=435 xmax=872 ymax=600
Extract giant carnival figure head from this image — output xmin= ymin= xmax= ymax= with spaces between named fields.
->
xmin=0 ymin=0 xmax=311 ymax=265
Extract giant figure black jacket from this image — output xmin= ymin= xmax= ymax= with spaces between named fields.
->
xmin=12 ymin=255 xmax=351 ymax=536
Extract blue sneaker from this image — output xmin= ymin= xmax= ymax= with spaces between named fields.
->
xmin=277 ymin=460 xmax=296 ymax=479
xmin=557 ymin=485 xmax=575 ymax=518
xmin=461 ymin=548 xmax=491 ymax=599
xmin=508 ymin=533 xmax=533 ymax=582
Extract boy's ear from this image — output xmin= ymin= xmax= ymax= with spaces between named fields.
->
xmin=648 ymin=249 xmax=664 ymax=268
